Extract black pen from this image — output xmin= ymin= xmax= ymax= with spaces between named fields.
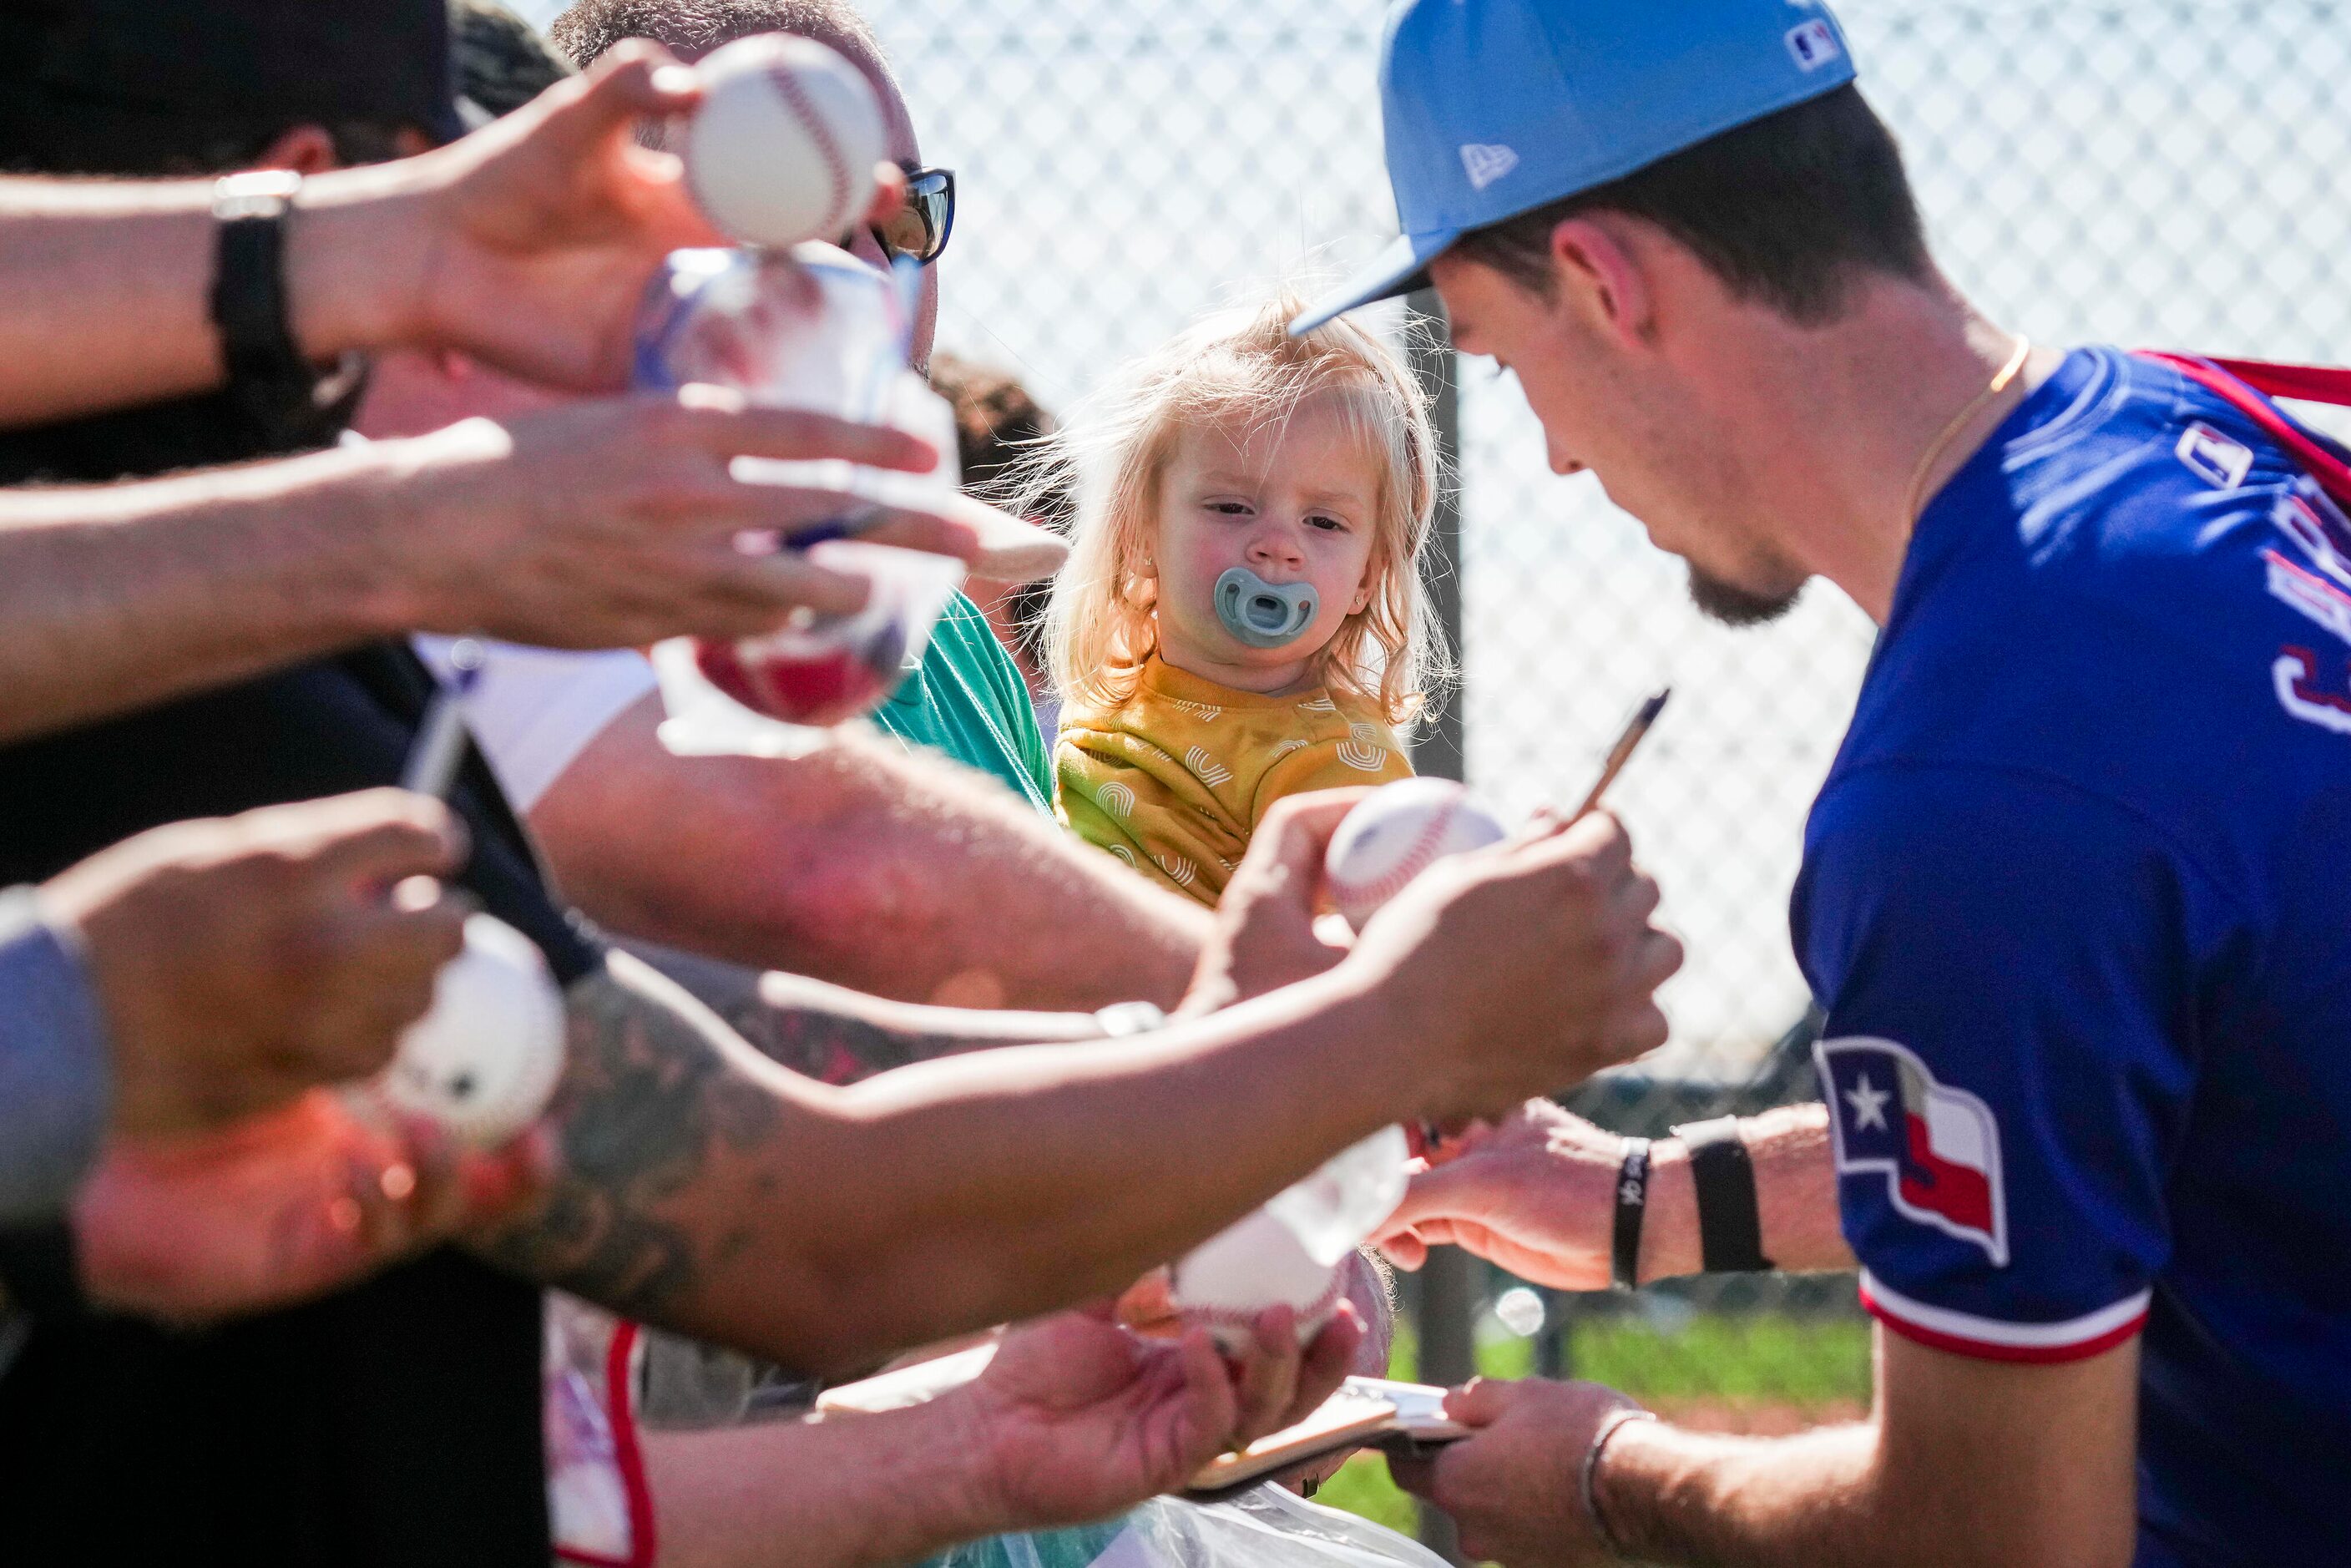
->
xmin=1571 ymin=687 xmax=1671 ymax=820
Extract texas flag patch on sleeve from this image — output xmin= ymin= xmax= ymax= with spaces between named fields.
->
xmin=1815 ymin=1036 xmax=2009 ymax=1266
xmin=1813 ymin=1034 xmax=2156 ymax=1363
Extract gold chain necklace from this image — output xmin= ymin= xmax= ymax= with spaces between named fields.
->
xmin=1902 ymin=335 xmax=2032 ymax=526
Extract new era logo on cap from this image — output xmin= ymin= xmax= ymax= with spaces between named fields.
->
xmin=1459 ymin=143 xmax=1519 ymax=190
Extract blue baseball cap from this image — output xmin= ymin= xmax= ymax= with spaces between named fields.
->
xmin=1292 ymin=0 xmax=1858 ymax=334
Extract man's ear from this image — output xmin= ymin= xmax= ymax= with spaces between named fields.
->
xmin=250 ymin=124 xmax=342 ymax=175
xmin=1548 ymin=214 xmax=1657 ymax=351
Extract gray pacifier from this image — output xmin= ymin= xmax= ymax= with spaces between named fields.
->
xmin=1213 ymin=566 xmax=1321 ymax=649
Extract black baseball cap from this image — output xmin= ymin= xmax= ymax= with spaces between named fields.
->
xmin=0 ymin=0 xmax=463 ymax=174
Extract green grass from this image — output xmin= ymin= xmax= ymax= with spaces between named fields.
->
xmin=1314 ymin=1313 xmax=1873 ymax=1537
xmin=1316 ymin=1450 xmax=1426 ymax=1537
xmin=1391 ymin=1313 xmax=1873 ymax=1405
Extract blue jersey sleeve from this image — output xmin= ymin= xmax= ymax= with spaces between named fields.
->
xmin=1794 ymin=763 xmax=2221 ymax=1363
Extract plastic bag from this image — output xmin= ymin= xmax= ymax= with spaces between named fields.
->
xmin=924 ymin=1485 xmax=1449 ymax=1568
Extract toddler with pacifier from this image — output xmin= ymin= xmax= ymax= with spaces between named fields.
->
xmin=1041 ymin=294 xmax=1444 ymax=903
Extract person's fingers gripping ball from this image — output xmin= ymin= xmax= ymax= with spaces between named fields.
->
xmin=1388 ymin=1377 xmax=1648 ymax=1568
xmin=1342 ymin=805 xmax=1680 ymax=1120
xmin=1179 ymin=789 xmax=1372 ymax=1017
xmin=403 ymin=42 xmax=720 ymax=391
xmin=397 ymin=389 xmax=978 ymax=651
xmin=38 ymin=788 xmax=474 ymax=1142
xmin=412 ymin=38 xmax=922 ymax=392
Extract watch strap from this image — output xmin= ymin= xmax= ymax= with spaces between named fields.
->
xmin=1674 ymin=1115 xmax=1773 ymax=1273
xmin=1609 ymin=1137 xmax=1651 ymax=1292
xmin=210 ymin=171 xmax=311 ymax=401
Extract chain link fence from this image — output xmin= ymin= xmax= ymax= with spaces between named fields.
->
xmin=523 ymin=0 xmax=2349 ymax=1535
xmin=845 ymin=0 xmax=2351 ymax=1060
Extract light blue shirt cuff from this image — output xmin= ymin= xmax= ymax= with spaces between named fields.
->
xmin=0 ymin=885 xmax=110 ymax=1227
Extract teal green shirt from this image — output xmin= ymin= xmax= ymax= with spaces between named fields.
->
xmin=870 ymin=591 xmax=1053 ymax=814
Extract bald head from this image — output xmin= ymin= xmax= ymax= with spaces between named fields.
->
xmin=550 ymin=0 xmax=910 ymax=181
xmin=553 ymin=0 xmax=877 ymax=74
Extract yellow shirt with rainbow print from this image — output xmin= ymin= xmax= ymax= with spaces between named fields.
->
xmin=1055 ymin=656 xmax=1414 ymax=905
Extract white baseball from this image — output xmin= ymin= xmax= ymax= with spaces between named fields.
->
xmin=685 ymin=34 xmax=887 ymax=250
xmin=381 ymin=914 xmax=568 ymax=1147
xmin=1168 ymin=1207 xmax=1345 ymax=1354
xmin=1323 ymin=776 xmax=1508 ymax=932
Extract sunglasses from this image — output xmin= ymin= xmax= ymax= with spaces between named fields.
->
xmin=851 ymin=164 xmax=955 ymax=266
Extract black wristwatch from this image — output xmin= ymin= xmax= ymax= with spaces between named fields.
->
xmin=210 ymin=170 xmax=313 ymax=408
xmin=1671 ymin=1115 xmax=1774 ymax=1273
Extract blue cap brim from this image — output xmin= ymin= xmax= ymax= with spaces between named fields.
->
xmin=1288 ymin=229 xmax=1463 ymax=336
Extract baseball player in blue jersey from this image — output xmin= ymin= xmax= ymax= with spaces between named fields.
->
xmin=1307 ymin=2 xmax=2351 ymax=1564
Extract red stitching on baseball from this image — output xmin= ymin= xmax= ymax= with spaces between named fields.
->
xmin=1332 ymin=793 xmax=1462 ymax=915
xmin=766 ymin=57 xmax=851 ymax=238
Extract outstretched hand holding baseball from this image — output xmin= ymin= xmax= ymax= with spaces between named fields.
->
xmin=299 ymin=42 xmax=908 ymax=394
xmin=28 ymin=789 xmax=554 ymax=1322
xmin=40 ymin=789 xmax=473 ymax=1142
xmin=1181 ymin=790 xmax=1372 ymax=1016
xmin=300 ymin=43 xmax=718 ymax=391
xmin=1228 ymin=795 xmax=1681 ymax=1124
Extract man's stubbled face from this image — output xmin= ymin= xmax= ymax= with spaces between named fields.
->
xmin=1429 ymin=250 xmax=1807 ymax=628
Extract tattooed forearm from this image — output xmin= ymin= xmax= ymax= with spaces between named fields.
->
xmin=476 ymin=948 xmax=1115 ymax=1334
xmin=475 ymin=956 xmax=781 ymax=1318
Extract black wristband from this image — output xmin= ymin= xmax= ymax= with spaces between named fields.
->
xmin=1609 ymin=1137 xmax=1651 ymax=1292
xmin=1674 ymin=1116 xmax=1773 ymax=1273
xmin=210 ymin=171 xmax=311 ymax=406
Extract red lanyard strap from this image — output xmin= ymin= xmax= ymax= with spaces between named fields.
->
xmin=2136 ymin=350 xmax=2351 ymax=513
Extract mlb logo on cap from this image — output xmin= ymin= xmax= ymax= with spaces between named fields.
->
xmin=1292 ymin=0 xmax=1860 ymax=334
xmin=1786 ymin=18 xmax=1843 ymax=71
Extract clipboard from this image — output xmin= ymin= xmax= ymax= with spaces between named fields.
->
xmin=1179 ymin=1377 xmax=1468 ymax=1500
xmin=816 ymin=1353 xmax=1466 ymax=1500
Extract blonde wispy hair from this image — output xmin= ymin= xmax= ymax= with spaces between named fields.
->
xmin=1038 ymin=291 xmax=1449 ymax=726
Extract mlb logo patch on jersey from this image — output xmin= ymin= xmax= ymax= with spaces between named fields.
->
xmin=1816 ymin=1037 xmax=2009 ymax=1265
xmin=2176 ymin=421 xmax=2254 ymax=489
